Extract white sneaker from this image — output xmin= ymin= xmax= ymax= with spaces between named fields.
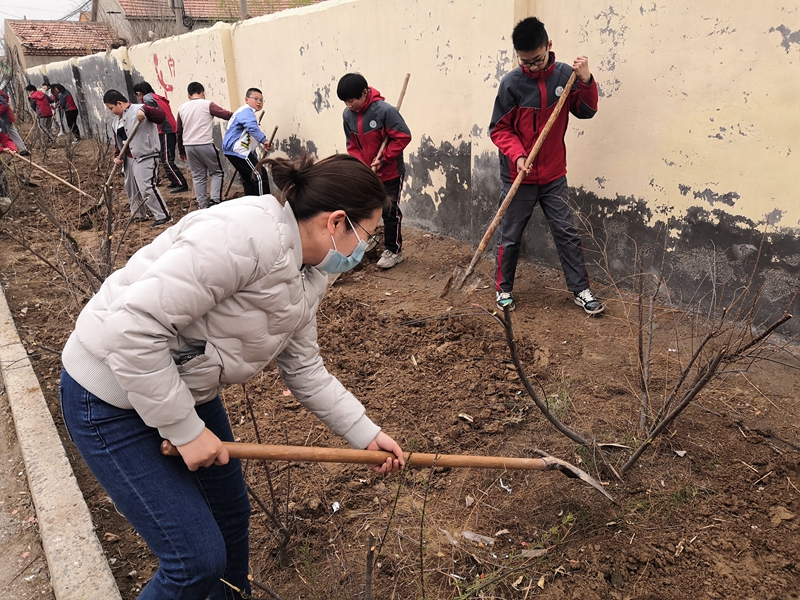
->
xmin=376 ymin=249 xmax=404 ymax=269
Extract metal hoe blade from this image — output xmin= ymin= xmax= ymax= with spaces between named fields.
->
xmin=534 ymin=449 xmax=615 ymax=502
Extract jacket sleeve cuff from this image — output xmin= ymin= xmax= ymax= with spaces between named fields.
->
xmin=341 ymin=415 xmax=381 ymax=450
xmin=157 ymin=409 xmax=206 ymax=447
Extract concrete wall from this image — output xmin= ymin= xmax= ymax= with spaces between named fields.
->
xmin=26 ymin=0 xmax=800 ymax=335
xmin=73 ymin=47 xmax=134 ymax=140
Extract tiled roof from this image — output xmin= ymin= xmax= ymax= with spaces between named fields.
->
xmin=115 ymin=0 xmax=173 ymax=19
xmin=7 ymin=21 xmax=114 ymax=56
xmin=116 ymin=0 xmax=327 ymax=21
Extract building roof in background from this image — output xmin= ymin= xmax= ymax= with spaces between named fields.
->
xmin=116 ymin=0 xmax=328 ymax=21
xmin=6 ymin=20 xmax=114 ymax=56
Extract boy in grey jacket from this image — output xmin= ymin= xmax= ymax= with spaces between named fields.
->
xmin=104 ymin=89 xmax=172 ymax=228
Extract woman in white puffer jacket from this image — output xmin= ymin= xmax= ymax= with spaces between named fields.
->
xmin=60 ymin=153 xmax=404 ymax=600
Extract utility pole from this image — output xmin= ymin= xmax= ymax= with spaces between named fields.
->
xmin=240 ymin=0 xmax=247 ymax=19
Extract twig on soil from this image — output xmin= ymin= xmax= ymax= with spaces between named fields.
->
xmin=0 ymin=554 xmax=42 ymax=590
xmin=246 ymin=482 xmax=292 ymax=569
xmin=418 ymin=457 xmax=438 ymax=600
xmin=365 ymin=533 xmax=376 ymax=600
xmin=241 ymin=383 xmax=291 ymax=567
xmin=249 ymin=575 xmax=288 ymax=600
xmin=376 ymin=450 xmax=414 ymax=559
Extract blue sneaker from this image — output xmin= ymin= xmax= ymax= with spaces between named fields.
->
xmin=496 ymin=291 xmax=515 ymax=311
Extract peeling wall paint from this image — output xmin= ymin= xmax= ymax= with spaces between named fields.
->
xmin=25 ymin=0 xmax=799 ymax=334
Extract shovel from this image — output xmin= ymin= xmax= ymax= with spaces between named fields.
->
xmin=441 ymin=71 xmax=578 ymax=297
xmin=161 ymin=439 xmax=613 ymax=502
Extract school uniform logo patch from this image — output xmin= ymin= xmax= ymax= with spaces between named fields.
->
xmin=369 ymin=120 xmax=378 ymax=129
xmin=555 ymin=86 xmax=565 ymax=97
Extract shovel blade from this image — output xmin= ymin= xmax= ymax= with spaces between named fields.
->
xmin=441 ymin=266 xmax=485 ymax=298
xmin=535 ymin=450 xmax=615 ymax=503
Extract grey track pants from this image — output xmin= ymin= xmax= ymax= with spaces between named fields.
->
xmin=185 ymin=144 xmax=224 ymax=208
xmin=123 ymin=155 xmax=170 ymax=221
xmin=494 ymin=176 xmax=589 ymax=294
xmin=37 ymin=117 xmax=55 ymax=143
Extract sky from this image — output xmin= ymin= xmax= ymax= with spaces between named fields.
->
xmin=1 ymin=0 xmax=89 ymax=46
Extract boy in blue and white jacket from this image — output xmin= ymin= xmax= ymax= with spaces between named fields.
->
xmin=222 ymin=87 xmax=272 ymax=196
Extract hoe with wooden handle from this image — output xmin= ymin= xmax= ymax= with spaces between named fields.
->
xmin=372 ymin=73 xmax=411 ymax=173
xmin=161 ymin=439 xmax=614 ymax=502
xmin=441 ymin=71 xmax=578 ymax=297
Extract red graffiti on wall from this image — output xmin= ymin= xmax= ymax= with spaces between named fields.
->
xmin=153 ymin=54 xmax=174 ymax=99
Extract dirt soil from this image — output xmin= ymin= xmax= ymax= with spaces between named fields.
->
xmin=1 ymin=132 xmax=799 ymax=599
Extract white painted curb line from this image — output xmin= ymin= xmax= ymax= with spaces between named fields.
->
xmin=0 ymin=289 xmax=121 ymax=600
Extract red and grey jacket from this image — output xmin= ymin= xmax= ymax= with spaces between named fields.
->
xmin=489 ymin=53 xmax=598 ymax=185
xmin=28 ymin=90 xmax=53 ymax=118
xmin=0 ymin=90 xmax=16 ymax=124
xmin=143 ymin=92 xmax=177 ymax=135
xmin=342 ymin=87 xmax=411 ymax=182
xmin=58 ymin=90 xmax=78 ymax=112
xmin=0 ymin=131 xmax=18 ymax=153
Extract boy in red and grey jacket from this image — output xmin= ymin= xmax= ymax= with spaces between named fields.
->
xmin=25 ymin=84 xmax=55 ymax=145
xmin=134 ymin=81 xmax=189 ymax=193
xmin=337 ymin=73 xmax=412 ymax=269
xmin=0 ymin=89 xmax=29 ymax=155
xmin=0 ymin=130 xmax=19 ymax=204
xmin=489 ymin=17 xmax=604 ymax=316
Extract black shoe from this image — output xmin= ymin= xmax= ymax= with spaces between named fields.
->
xmin=170 ymin=185 xmax=189 ymax=194
xmin=151 ymin=217 xmax=172 ymax=228
xmin=19 ymin=150 xmax=31 ymax=157
xmin=208 ymin=199 xmax=221 ymax=206
xmin=574 ymin=289 xmax=605 ymax=315
xmin=131 ymin=214 xmax=150 ymax=223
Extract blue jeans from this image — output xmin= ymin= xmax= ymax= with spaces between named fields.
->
xmin=60 ymin=369 xmax=251 ymax=600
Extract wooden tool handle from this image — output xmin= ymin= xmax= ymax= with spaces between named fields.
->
xmin=161 ymin=440 xmax=548 ymax=471
xmin=473 ymin=70 xmax=577 ymax=257
xmin=9 ymin=151 xmax=96 ymax=202
xmin=373 ymin=73 xmax=411 ymax=173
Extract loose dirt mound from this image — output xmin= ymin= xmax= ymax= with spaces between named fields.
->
xmin=0 ymin=136 xmax=798 ymax=598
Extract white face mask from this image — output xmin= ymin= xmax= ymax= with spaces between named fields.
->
xmin=314 ymin=215 xmax=369 ymax=274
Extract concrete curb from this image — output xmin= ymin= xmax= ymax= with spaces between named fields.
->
xmin=0 ymin=289 xmax=121 ymax=600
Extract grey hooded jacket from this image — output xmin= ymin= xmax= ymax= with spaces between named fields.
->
xmin=113 ymin=102 xmax=164 ymax=162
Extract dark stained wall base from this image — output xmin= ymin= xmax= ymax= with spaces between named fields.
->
xmin=403 ymin=149 xmax=799 ymax=338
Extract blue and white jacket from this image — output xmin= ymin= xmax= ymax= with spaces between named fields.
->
xmin=222 ymin=105 xmax=266 ymax=158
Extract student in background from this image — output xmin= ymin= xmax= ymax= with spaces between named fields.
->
xmin=0 ymin=129 xmax=19 ymax=206
xmin=25 ymin=84 xmax=55 ymax=145
xmin=133 ymin=82 xmax=189 ymax=194
xmin=222 ymin=87 xmax=272 ymax=196
xmin=50 ymin=84 xmax=81 ymax=143
xmin=0 ymin=89 xmax=30 ymax=156
xmin=176 ymin=81 xmax=233 ymax=209
xmin=104 ymin=89 xmax=172 ymax=228
xmin=337 ymin=73 xmax=411 ymax=269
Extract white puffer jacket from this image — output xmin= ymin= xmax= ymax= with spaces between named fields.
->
xmin=61 ymin=195 xmax=380 ymax=448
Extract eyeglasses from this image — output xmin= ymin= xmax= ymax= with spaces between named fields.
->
xmin=248 ymin=96 xmax=264 ymax=104
xmin=351 ymin=218 xmax=379 ymax=248
xmin=518 ymin=52 xmax=549 ymax=69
